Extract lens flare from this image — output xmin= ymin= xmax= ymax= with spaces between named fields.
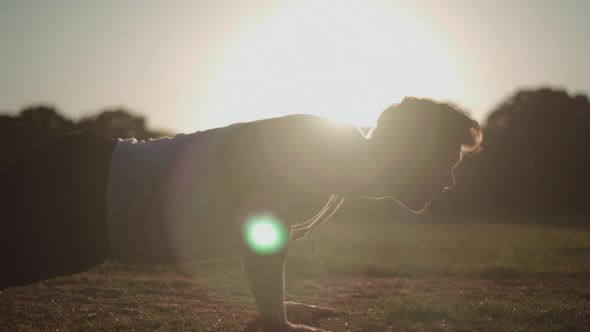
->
xmin=244 ymin=213 xmax=288 ymax=255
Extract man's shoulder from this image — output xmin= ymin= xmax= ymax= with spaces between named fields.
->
xmin=218 ymin=114 xmax=367 ymax=194
xmin=219 ymin=114 xmax=365 ymax=159
xmin=236 ymin=113 xmax=364 ymax=142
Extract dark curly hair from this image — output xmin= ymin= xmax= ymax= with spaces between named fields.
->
xmin=368 ymin=97 xmax=483 ymax=155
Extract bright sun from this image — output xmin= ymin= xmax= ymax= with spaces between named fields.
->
xmin=195 ymin=0 xmax=466 ymax=128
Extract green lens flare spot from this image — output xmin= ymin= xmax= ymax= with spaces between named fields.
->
xmin=244 ymin=213 xmax=288 ymax=255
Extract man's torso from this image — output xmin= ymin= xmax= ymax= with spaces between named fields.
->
xmin=106 ymin=114 xmax=367 ymax=264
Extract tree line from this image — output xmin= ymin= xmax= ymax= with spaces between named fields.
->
xmin=0 ymin=106 xmax=170 ymax=167
xmin=444 ymin=88 xmax=590 ymax=220
xmin=1 ymin=87 xmax=589 ymax=222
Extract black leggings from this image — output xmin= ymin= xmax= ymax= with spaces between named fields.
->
xmin=1 ymin=131 xmax=116 ymax=289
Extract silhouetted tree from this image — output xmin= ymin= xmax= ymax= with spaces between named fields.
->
xmin=1 ymin=106 xmax=171 ymax=172
xmin=486 ymin=88 xmax=589 ymax=215
xmin=0 ymin=115 xmax=22 ymax=170
xmin=19 ymin=106 xmax=74 ymax=131
xmin=78 ymin=109 xmax=146 ymax=140
xmin=437 ymin=88 xmax=590 ymax=219
xmin=77 ymin=108 xmax=170 ymax=141
xmin=0 ymin=105 xmax=75 ymax=167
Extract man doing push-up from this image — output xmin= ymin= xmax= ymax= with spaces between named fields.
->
xmin=1 ymin=97 xmax=482 ymax=331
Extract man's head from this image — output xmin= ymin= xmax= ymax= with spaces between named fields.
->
xmin=366 ymin=97 xmax=482 ymax=213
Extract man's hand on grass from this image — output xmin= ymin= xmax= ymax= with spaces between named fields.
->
xmin=286 ymin=301 xmax=338 ymax=319
xmin=262 ymin=321 xmax=329 ymax=332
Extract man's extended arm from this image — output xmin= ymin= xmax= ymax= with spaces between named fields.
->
xmin=241 ymin=241 xmax=327 ymax=332
xmin=241 ymin=249 xmax=288 ymax=329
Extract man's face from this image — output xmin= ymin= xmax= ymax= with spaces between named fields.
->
xmin=385 ymin=146 xmax=463 ymax=213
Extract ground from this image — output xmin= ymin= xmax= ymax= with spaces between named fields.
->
xmin=1 ymin=220 xmax=590 ymax=331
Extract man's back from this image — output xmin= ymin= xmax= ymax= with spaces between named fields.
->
xmin=219 ymin=114 xmax=368 ymax=229
xmin=107 ymin=122 xmax=244 ymax=264
xmin=105 ymin=114 xmax=366 ymax=264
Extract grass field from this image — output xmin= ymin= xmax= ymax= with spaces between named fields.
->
xmin=1 ymin=220 xmax=590 ymax=331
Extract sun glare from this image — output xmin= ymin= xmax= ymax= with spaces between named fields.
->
xmin=194 ymin=0 xmax=467 ymax=128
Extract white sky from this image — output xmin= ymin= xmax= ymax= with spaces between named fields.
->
xmin=1 ymin=0 xmax=589 ymax=133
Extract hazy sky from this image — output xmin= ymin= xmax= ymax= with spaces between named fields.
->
xmin=1 ymin=0 xmax=589 ymax=133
